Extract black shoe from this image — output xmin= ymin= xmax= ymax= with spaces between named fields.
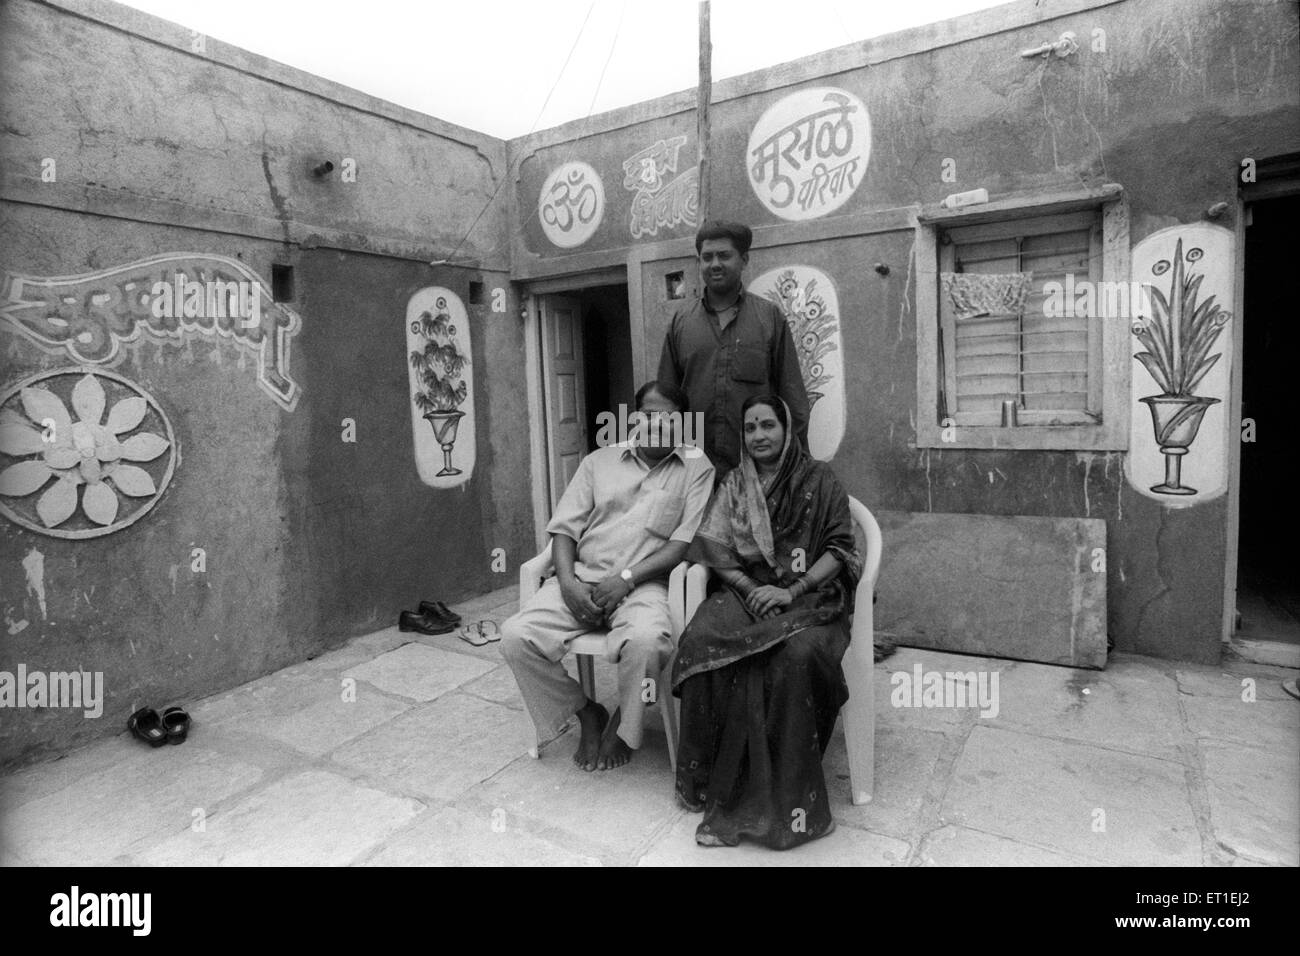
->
xmin=399 ymin=609 xmax=456 ymax=635
xmin=161 ymin=706 xmax=191 ymax=745
xmin=418 ymin=600 xmax=462 ymax=625
xmin=128 ymin=707 xmax=167 ymax=748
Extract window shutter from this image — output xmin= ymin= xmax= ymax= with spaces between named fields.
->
xmin=940 ymin=210 xmax=1100 ymax=424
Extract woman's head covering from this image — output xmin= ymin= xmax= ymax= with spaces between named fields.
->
xmin=693 ymin=396 xmax=809 ymax=570
xmin=689 ymin=395 xmax=863 ymax=600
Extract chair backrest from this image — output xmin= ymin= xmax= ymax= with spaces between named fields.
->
xmin=846 ymin=495 xmax=882 ymax=607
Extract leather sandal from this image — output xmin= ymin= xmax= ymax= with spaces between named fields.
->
xmin=128 ymin=707 xmax=167 ymax=748
xmin=161 ymin=706 xmax=191 ymax=745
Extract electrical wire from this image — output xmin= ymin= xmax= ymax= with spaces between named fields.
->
xmin=435 ymin=0 xmax=598 ymax=266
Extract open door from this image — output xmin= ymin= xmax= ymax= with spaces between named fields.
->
xmin=539 ymin=294 xmax=587 ymax=508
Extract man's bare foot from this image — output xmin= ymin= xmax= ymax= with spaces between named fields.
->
xmin=596 ymin=708 xmax=633 ymax=770
xmin=573 ymin=700 xmax=608 ymax=772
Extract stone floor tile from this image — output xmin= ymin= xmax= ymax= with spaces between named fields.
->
xmin=984 ymin=654 xmax=1184 ymax=759
xmin=918 ymin=824 xmax=1100 ymax=866
xmin=360 ymin=804 xmax=601 ymax=866
xmin=1201 ymin=739 xmax=1299 ymax=867
xmin=826 ymin=723 xmax=950 ymax=842
xmin=1182 ymin=695 xmax=1299 ymax=754
xmin=135 ymin=769 xmax=422 ymax=866
xmin=941 ymin=725 xmax=1201 ymax=866
xmin=256 ymin=690 xmax=413 ymax=757
xmin=342 ymin=642 xmax=495 ymax=702
xmin=2 ymin=746 xmax=263 ymax=865
xmin=465 ymin=729 xmax=680 ymax=860
xmin=330 ymin=692 xmax=528 ymax=802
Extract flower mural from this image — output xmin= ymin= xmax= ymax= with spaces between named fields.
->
xmin=765 ymin=269 xmax=838 ymax=409
xmin=1133 ymin=238 xmax=1231 ymax=496
xmin=409 ymin=296 xmax=470 ymax=477
xmin=753 ymin=265 xmax=846 ymax=461
xmin=0 ymin=368 xmax=176 ymax=538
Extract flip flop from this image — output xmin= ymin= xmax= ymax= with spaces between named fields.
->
xmin=161 ymin=706 xmax=191 ymax=745
xmin=128 ymin=707 xmax=167 ymax=748
xmin=457 ymin=624 xmax=490 ymax=647
xmin=478 ymin=620 xmax=501 ymax=644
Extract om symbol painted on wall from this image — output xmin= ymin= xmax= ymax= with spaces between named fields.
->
xmin=538 ymin=161 xmax=605 ymax=248
xmin=747 ymin=87 xmax=871 ymax=221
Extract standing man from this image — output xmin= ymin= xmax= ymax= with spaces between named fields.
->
xmin=500 ymin=382 xmax=714 ymax=772
xmin=658 ymin=220 xmax=810 ymax=472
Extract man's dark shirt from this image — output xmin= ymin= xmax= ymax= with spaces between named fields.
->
xmin=657 ymin=287 xmax=810 ymax=472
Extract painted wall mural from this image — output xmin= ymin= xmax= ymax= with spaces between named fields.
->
xmin=407 ymin=287 xmax=475 ymax=488
xmin=747 ymin=87 xmax=870 ymax=221
xmin=752 ymin=265 xmax=845 ymax=460
xmin=1128 ymin=223 xmax=1234 ymax=505
xmin=538 ymin=161 xmax=605 ymax=248
xmin=1 ymin=254 xmax=302 ymax=411
xmin=622 ymin=135 xmax=699 ymax=239
xmin=0 ymin=367 xmax=177 ymax=539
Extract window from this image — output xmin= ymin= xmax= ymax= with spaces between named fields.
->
xmin=915 ymin=186 xmax=1130 ymax=450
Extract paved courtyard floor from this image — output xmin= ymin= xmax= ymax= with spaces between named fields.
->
xmin=3 ymin=584 xmax=1297 ymax=867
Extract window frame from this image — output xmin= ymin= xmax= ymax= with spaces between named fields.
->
xmin=914 ymin=185 xmax=1131 ymax=451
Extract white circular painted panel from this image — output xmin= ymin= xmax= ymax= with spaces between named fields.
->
xmin=538 ymin=161 xmax=605 ymax=248
xmin=747 ymin=87 xmax=870 ymax=221
xmin=751 ymin=265 xmax=845 ymax=461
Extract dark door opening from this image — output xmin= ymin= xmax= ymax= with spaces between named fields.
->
xmin=1237 ymin=193 xmax=1300 ymax=645
xmin=537 ymin=282 xmax=635 ymax=513
xmin=577 ymin=284 xmax=634 ymax=453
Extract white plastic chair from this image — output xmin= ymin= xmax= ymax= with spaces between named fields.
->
xmin=516 ymin=543 xmax=686 ymax=770
xmin=683 ymin=495 xmax=883 ymax=804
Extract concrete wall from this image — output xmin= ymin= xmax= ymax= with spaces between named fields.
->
xmin=506 ymin=0 xmax=1300 ymax=665
xmin=0 ymin=0 xmax=532 ymax=765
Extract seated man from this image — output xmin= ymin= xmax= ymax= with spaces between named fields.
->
xmin=500 ymin=381 xmax=714 ymax=771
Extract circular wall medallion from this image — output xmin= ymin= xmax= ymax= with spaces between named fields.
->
xmin=747 ymin=86 xmax=871 ymax=221
xmin=0 ymin=367 xmax=178 ymax=539
xmin=538 ymin=161 xmax=605 ymax=248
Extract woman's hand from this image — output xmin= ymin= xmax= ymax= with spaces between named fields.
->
xmin=746 ymin=585 xmax=793 ymax=619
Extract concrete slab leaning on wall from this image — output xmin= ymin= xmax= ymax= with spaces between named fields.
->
xmin=874 ymin=512 xmax=1107 ymax=670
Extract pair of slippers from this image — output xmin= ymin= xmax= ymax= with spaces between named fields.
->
xmin=128 ymin=706 xmax=191 ymax=747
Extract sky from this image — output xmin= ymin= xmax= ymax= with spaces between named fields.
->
xmin=116 ymin=0 xmax=1009 ymax=139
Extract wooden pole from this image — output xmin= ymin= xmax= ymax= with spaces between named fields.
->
xmin=696 ymin=1 xmax=711 ymax=225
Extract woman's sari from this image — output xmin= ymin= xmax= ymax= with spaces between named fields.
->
xmin=671 ymin=405 xmax=862 ymax=849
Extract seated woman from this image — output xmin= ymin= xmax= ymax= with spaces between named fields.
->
xmin=671 ymin=394 xmax=862 ymax=849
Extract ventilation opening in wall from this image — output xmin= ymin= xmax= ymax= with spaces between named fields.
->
xmin=469 ymin=281 xmax=485 ymax=305
xmin=665 ymin=271 xmax=686 ymax=300
xmin=272 ymin=264 xmax=294 ymax=302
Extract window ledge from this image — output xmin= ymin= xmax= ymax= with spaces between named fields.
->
xmin=917 ymin=183 xmax=1123 ymax=226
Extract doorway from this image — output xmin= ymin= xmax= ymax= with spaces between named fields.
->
xmin=1235 ymin=193 xmax=1300 ymax=650
xmin=536 ymin=283 xmax=634 ymax=512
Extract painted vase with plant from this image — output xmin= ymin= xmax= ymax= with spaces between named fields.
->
xmin=410 ymin=301 xmax=469 ymax=477
xmin=1133 ymin=238 xmax=1230 ymax=495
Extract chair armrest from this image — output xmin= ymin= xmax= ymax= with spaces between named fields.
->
xmin=668 ymin=562 xmax=688 ymax=636
xmin=518 ymin=542 xmax=555 ymax=608
xmin=684 ymin=562 xmax=710 ymax=625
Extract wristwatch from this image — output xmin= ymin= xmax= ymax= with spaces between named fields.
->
xmin=620 ymin=568 xmax=635 ymax=589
